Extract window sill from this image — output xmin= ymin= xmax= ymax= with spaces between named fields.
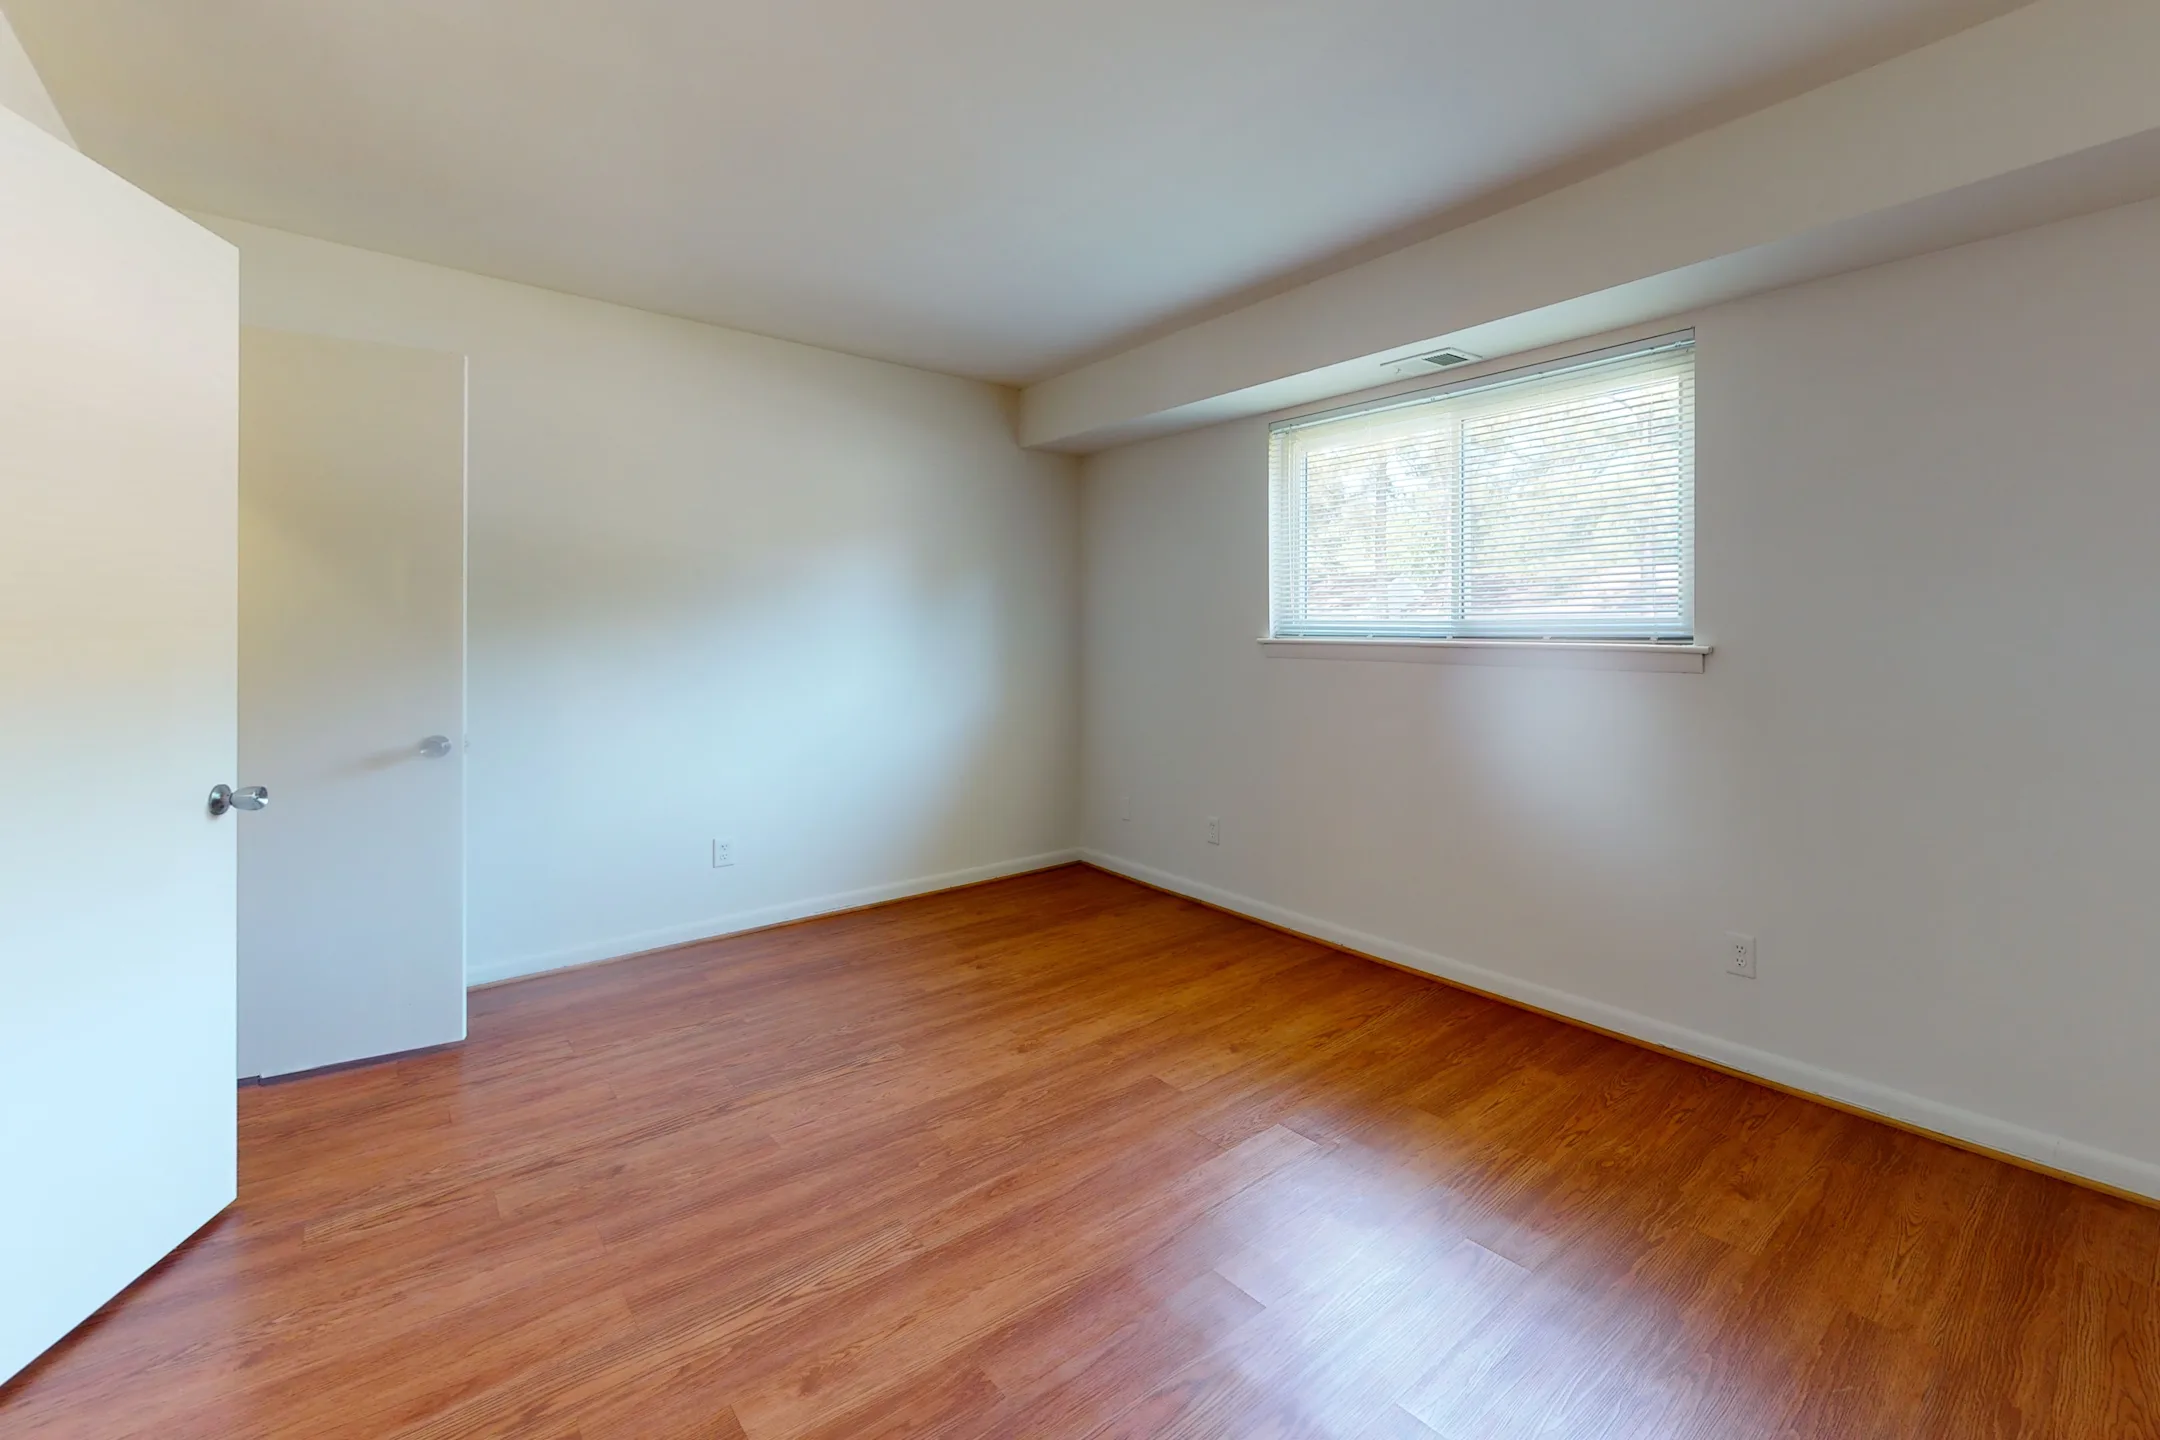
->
xmin=1258 ymin=636 xmax=1712 ymax=673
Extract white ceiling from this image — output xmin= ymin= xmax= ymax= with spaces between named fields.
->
xmin=10 ymin=0 xmax=2026 ymax=384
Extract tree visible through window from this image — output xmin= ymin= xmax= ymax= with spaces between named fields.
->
xmin=1271 ymin=338 xmax=1694 ymax=642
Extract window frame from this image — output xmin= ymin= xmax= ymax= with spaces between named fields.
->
xmin=1266 ymin=332 xmax=1701 ymax=657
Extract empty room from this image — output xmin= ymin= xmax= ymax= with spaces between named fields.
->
xmin=4 ymin=0 xmax=2159 ymax=1435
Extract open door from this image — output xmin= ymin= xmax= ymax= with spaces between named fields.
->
xmin=0 ymin=111 xmax=241 ymax=1382
xmin=238 ymin=329 xmax=468 ymax=1080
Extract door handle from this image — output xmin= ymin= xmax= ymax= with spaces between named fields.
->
xmin=208 ymin=784 xmax=270 ymax=816
xmin=417 ymin=735 xmax=454 ymax=759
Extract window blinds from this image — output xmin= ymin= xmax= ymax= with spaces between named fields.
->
xmin=1269 ymin=336 xmax=1695 ymax=642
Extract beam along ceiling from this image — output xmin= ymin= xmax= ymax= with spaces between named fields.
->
xmin=9 ymin=0 xmax=2027 ymax=384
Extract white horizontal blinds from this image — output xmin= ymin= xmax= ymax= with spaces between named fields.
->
xmin=1287 ymin=414 xmax=1457 ymax=633
xmin=1271 ymin=338 xmax=1694 ymax=641
xmin=1459 ymin=348 xmax=1693 ymax=637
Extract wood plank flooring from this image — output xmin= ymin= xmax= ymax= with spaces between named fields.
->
xmin=4 ymin=864 xmax=2155 ymax=1437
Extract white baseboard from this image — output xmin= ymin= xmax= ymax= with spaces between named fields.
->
xmin=1081 ymin=849 xmax=2160 ymax=1204
xmin=466 ymin=849 xmax=1081 ymax=989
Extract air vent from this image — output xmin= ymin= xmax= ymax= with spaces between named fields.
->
xmin=1412 ymin=347 xmax=1482 ymax=370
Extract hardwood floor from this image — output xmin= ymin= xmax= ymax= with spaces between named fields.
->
xmin=4 ymin=865 xmax=2156 ymax=1438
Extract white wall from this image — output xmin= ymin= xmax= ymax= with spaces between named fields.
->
xmin=1081 ymin=194 xmax=2160 ymax=1199
xmin=202 ymin=216 xmax=1080 ymax=984
xmin=0 ymin=5 xmax=71 ymax=146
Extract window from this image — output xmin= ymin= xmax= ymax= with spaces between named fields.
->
xmin=1269 ymin=335 xmax=1695 ymax=643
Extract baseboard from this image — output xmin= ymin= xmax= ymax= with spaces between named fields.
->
xmin=240 ymin=1040 xmax=462 ymax=1087
xmin=1080 ymin=849 xmax=2160 ymax=1207
xmin=465 ymin=850 xmax=1082 ymax=989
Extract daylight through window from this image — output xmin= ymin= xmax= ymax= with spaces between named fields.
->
xmin=1269 ymin=336 xmax=1695 ymax=642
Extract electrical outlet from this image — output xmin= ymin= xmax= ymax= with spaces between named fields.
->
xmin=712 ymin=839 xmax=735 ymax=869
xmin=1119 ymin=793 xmax=1132 ymax=822
xmin=1726 ymin=932 xmax=1757 ymax=980
xmin=1206 ymin=816 xmax=1221 ymax=846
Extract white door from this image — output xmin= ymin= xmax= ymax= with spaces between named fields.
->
xmin=0 ymin=113 xmax=240 ymax=1383
xmin=238 ymin=329 xmax=468 ymax=1080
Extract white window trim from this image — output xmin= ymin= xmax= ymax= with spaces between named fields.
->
xmin=1257 ymin=635 xmax=1711 ymax=673
xmin=1267 ymin=331 xmax=1699 ymax=661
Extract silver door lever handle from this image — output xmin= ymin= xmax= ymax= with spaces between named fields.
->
xmin=418 ymin=735 xmax=454 ymax=759
xmin=208 ymin=784 xmax=270 ymax=816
